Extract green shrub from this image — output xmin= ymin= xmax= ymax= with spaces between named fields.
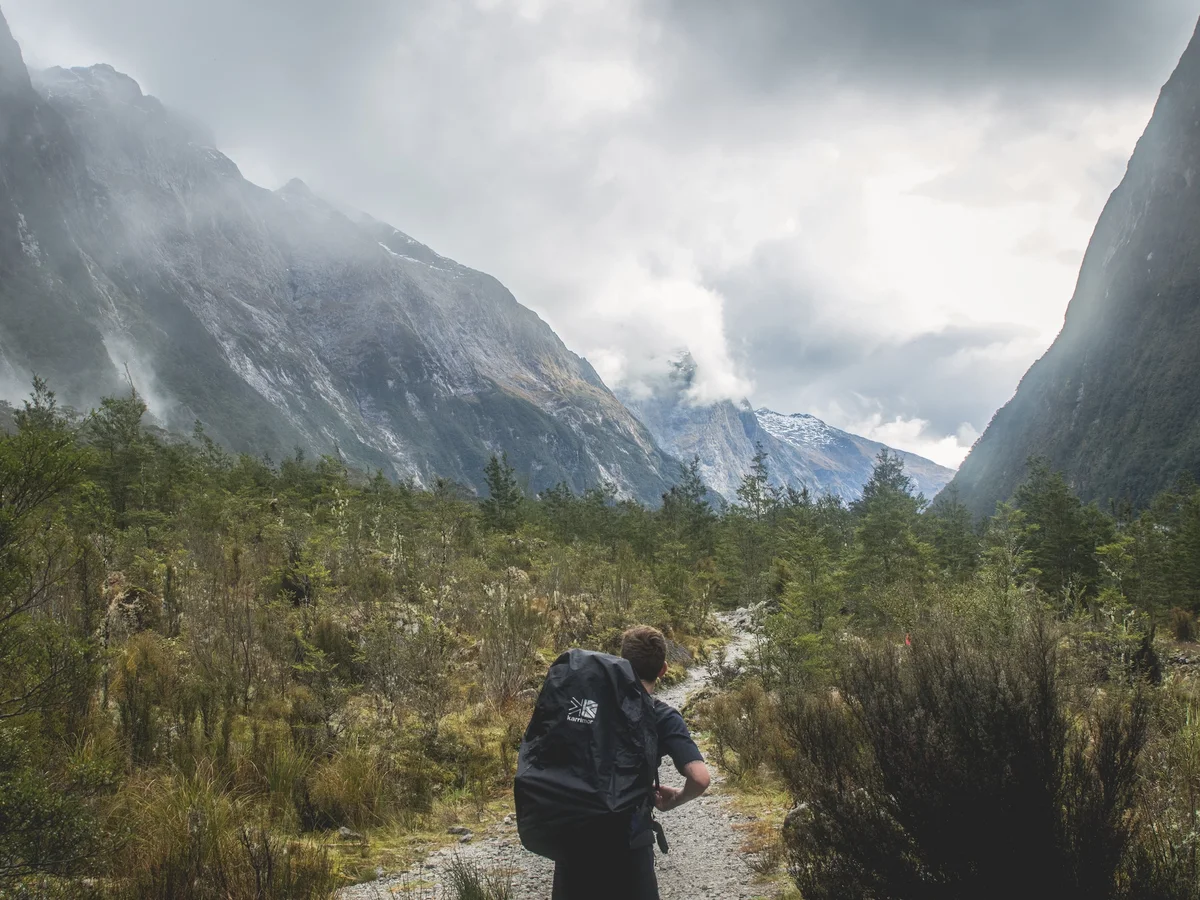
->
xmin=1170 ymin=608 xmax=1197 ymax=643
xmin=777 ymin=619 xmax=1159 ymax=900
xmin=694 ymin=678 xmax=779 ymax=781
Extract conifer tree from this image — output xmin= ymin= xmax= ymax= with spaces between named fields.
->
xmin=481 ymin=452 xmax=524 ymax=532
xmin=846 ymin=450 xmax=931 ymax=616
xmin=661 ymin=455 xmax=716 ymax=558
xmin=88 ymin=386 xmax=151 ymax=527
xmin=928 ymin=486 xmax=981 ymax=581
xmin=1014 ymin=459 xmax=1113 ymax=600
xmin=737 ymin=443 xmax=777 ymax=522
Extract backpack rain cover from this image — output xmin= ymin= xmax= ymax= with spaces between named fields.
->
xmin=514 ymin=649 xmax=659 ymax=860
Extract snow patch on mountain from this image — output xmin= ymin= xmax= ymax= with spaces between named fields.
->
xmin=755 ymin=408 xmax=836 ymax=449
xmin=620 ymin=354 xmax=956 ymax=502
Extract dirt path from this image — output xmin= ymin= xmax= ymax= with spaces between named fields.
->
xmin=342 ymin=613 xmax=775 ymax=900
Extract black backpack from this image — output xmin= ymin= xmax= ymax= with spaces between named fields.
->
xmin=514 ymin=649 xmax=662 ymax=861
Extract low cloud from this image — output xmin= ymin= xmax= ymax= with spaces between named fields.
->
xmin=102 ymin=335 xmax=176 ymax=425
xmin=5 ymin=0 xmax=1198 ymax=461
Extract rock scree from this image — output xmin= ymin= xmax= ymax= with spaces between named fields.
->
xmin=339 ymin=612 xmax=774 ymax=899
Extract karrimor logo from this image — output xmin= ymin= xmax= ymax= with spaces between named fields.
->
xmin=568 ymin=698 xmax=598 ymax=724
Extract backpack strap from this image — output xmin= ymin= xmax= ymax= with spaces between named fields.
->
xmin=651 ymin=818 xmax=669 ymax=854
xmin=648 ymin=769 xmax=669 ymax=854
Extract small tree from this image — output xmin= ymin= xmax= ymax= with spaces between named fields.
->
xmin=927 ymin=486 xmax=980 ymax=581
xmin=1015 ymin=458 xmax=1114 ymax=602
xmin=481 ymin=453 xmax=524 ymax=532
xmin=845 ymin=450 xmax=931 ymax=619
xmin=0 ymin=380 xmax=103 ymax=882
xmin=88 ymin=386 xmax=151 ymax=528
xmin=661 ymin=455 xmax=716 ymax=558
xmin=737 ymin=444 xmax=777 ymax=522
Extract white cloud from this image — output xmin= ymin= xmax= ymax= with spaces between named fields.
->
xmin=848 ymin=413 xmax=980 ymax=469
xmin=3 ymin=0 xmax=1194 ymax=458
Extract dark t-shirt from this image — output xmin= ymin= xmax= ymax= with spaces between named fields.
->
xmin=653 ymin=697 xmax=705 ymax=774
xmin=626 ymin=697 xmax=703 ymax=845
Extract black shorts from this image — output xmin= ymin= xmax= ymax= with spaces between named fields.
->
xmin=551 ymin=843 xmax=658 ymax=900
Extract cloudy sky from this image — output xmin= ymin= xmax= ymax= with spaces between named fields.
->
xmin=6 ymin=0 xmax=1198 ymax=466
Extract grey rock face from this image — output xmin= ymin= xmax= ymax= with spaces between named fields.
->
xmin=0 ymin=15 xmax=676 ymax=501
xmin=621 ymin=354 xmax=954 ymax=502
xmin=0 ymin=6 xmax=29 ymax=98
xmin=946 ymin=18 xmax=1200 ymax=516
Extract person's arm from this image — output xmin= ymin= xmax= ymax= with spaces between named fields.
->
xmin=655 ymin=761 xmax=711 ymax=812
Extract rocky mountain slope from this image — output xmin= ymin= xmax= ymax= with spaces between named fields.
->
xmin=0 ymin=9 xmax=677 ymax=500
xmin=620 ymin=355 xmax=954 ymax=502
xmin=947 ymin=19 xmax=1200 ymax=517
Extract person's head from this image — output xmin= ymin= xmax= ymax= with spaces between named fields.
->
xmin=621 ymin=625 xmax=668 ymax=684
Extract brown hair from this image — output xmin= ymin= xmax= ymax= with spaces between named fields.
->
xmin=621 ymin=625 xmax=667 ymax=683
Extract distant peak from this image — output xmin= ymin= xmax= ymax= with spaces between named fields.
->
xmin=36 ymin=64 xmax=146 ymax=103
xmin=668 ymin=350 xmax=698 ymax=382
xmin=278 ymin=178 xmax=313 ymax=197
xmin=757 ymin=406 xmax=818 ymax=421
xmin=756 ymin=407 xmax=838 ymax=451
xmin=277 ymin=179 xmax=330 ymax=207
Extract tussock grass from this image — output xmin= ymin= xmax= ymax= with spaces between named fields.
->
xmin=110 ymin=765 xmax=337 ymax=900
xmin=444 ymin=857 xmax=514 ymax=900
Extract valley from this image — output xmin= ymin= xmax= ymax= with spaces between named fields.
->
xmin=3 ymin=4 xmax=1200 ymax=900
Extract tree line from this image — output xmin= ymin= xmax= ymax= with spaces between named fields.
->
xmin=2 ymin=380 xmax=1199 ymax=897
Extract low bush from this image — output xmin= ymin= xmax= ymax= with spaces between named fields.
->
xmin=776 ymin=618 xmax=1164 ymax=900
xmin=478 ymin=570 xmax=546 ymax=707
xmin=694 ymin=678 xmax=779 ymax=781
xmin=1133 ymin=685 xmax=1200 ymax=899
xmin=1171 ymin=608 xmax=1197 ymax=643
xmin=306 ymin=744 xmax=398 ymax=832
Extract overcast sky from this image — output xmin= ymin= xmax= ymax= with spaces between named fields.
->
xmin=6 ymin=0 xmax=1198 ymax=466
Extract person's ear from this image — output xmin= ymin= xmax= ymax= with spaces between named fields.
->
xmin=658 ymin=661 xmax=668 ymax=680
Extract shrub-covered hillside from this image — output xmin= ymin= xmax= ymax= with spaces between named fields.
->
xmin=5 ymin=377 xmax=1200 ymax=899
xmin=691 ymin=456 xmax=1200 ymax=900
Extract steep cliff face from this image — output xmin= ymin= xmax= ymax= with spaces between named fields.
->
xmin=0 ymin=15 xmax=676 ymax=500
xmin=0 ymin=17 xmax=117 ymax=405
xmin=948 ymin=20 xmax=1200 ymax=517
xmin=0 ymin=5 xmax=28 ymax=98
xmin=620 ymin=355 xmax=954 ymax=502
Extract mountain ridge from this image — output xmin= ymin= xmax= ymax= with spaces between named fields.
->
xmin=945 ymin=18 xmax=1200 ymax=517
xmin=0 ymin=20 xmax=678 ymax=501
xmin=619 ymin=354 xmax=955 ymax=502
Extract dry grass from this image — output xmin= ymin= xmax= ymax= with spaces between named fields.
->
xmin=110 ymin=766 xmax=337 ymax=900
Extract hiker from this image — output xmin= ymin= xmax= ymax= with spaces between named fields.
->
xmin=515 ymin=624 xmax=711 ymax=900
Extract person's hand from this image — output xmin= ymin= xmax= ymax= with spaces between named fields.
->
xmin=655 ymin=785 xmax=682 ymax=812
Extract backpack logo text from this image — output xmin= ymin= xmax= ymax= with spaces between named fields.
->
xmin=568 ymin=698 xmax=598 ymax=723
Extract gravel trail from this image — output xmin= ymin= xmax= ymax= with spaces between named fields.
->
xmin=342 ymin=613 xmax=775 ymax=900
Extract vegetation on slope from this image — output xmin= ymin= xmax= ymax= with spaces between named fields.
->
xmin=693 ymin=454 xmax=1200 ymax=899
xmin=4 ymin=377 xmax=1200 ymax=898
